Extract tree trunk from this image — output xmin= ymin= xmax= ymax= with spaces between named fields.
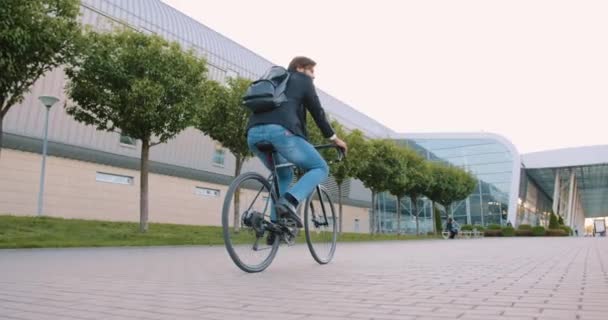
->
xmin=431 ymin=201 xmax=437 ymax=235
xmin=0 ymin=97 xmax=9 ymax=161
xmin=413 ymin=196 xmax=419 ymax=236
xmin=139 ymin=139 xmax=150 ymax=233
xmin=338 ymin=182 xmax=343 ymax=234
xmin=445 ymin=203 xmax=452 ymax=221
xmin=370 ymin=192 xmax=376 ymax=235
xmin=233 ymin=156 xmax=244 ymax=233
xmin=396 ymin=196 xmax=401 ymax=236
xmin=0 ymin=113 xmax=4 ymax=160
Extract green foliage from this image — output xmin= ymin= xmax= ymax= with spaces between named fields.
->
xmin=515 ymin=229 xmax=533 ymax=236
xmin=0 ymin=0 xmax=81 ymax=157
xmin=546 ymin=229 xmax=568 ymax=237
xmin=386 ymin=146 xmax=432 ymax=235
xmin=306 ymin=121 xmax=369 ymax=233
xmin=65 ymin=29 xmax=208 ymax=232
xmin=487 ymin=224 xmax=502 ymax=230
xmin=460 ymin=224 xmax=474 ymax=231
xmin=65 ymin=29 xmax=207 ymax=144
xmin=532 ymin=226 xmax=546 ymax=236
xmin=305 ymin=115 xmax=327 ymax=145
xmin=460 ymin=224 xmax=485 ymax=232
xmin=356 ymin=139 xmax=402 ymax=194
xmin=484 ymin=229 xmax=503 ymax=237
xmin=560 ymin=225 xmax=572 ymax=235
xmin=388 ymin=148 xmax=432 ymax=204
xmin=310 ymin=121 xmax=369 ymax=185
xmin=386 ymin=147 xmax=410 ymax=200
xmin=356 ymin=139 xmax=403 ymax=233
xmin=558 ymin=215 xmax=565 ymax=225
xmin=502 ymin=226 xmax=515 ymax=237
xmin=0 ymin=0 xmax=80 ymax=113
xmin=426 ymin=162 xmax=477 ymax=212
xmin=337 ymin=129 xmax=369 ymax=184
xmin=196 ymin=77 xmax=252 ymax=174
xmin=516 ymin=224 xmax=533 ymax=236
xmin=549 ymin=212 xmax=559 ymax=229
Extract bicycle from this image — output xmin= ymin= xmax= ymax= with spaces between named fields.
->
xmin=222 ymin=141 xmax=344 ymax=273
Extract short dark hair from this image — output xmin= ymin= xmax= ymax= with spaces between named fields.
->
xmin=288 ymin=56 xmax=316 ymax=72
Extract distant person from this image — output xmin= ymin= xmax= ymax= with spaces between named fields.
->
xmin=446 ymin=218 xmax=458 ymax=239
xmin=574 ymin=229 xmax=578 ymax=236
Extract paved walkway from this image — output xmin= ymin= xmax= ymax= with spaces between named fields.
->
xmin=0 ymin=238 xmax=607 ymax=320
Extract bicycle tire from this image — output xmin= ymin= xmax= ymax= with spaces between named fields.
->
xmin=304 ymin=185 xmax=338 ymax=264
xmin=222 ymin=172 xmax=280 ymax=273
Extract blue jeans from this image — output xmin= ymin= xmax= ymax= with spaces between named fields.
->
xmin=247 ymin=124 xmax=329 ymax=221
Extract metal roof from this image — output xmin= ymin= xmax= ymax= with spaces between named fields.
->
xmin=80 ymin=0 xmax=394 ymax=138
xmin=523 ymin=145 xmax=608 ymax=218
xmin=522 ymin=145 xmax=608 ymax=169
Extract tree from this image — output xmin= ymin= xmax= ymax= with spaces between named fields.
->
xmin=356 ymin=139 xmax=402 ymax=234
xmin=195 ymin=77 xmax=252 ymax=232
xmin=0 ymin=0 xmax=80 ymax=159
xmin=306 ymin=120 xmax=369 ymax=233
xmin=386 ymin=147 xmax=410 ymax=236
xmin=335 ymin=129 xmax=369 ymax=233
xmin=557 ymin=214 xmax=564 ymax=226
xmin=433 ymin=205 xmax=443 ymax=234
xmin=549 ymin=212 xmax=559 ymax=229
xmin=387 ymin=147 xmax=433 ymax=236
xmin=65 ymin=29 xmax=207 ymax=232
xmin=406 ymin=155 xmax=433 ymax=236
xmin=427 ymin=163 xmax=476 ymax=224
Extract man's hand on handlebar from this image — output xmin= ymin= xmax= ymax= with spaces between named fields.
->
xmin=332 ymin=137 xmax=348 ymax=155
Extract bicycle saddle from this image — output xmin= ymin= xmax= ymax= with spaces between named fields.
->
xmin=254 ymin=141 xmax=276 ymax=153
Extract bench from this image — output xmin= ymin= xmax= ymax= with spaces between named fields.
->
xmin=442 ymin=229 xmax=484 ymax=239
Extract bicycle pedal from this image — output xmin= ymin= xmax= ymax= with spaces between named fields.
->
xmin=282 ymin=233 xmax=296 ymax=246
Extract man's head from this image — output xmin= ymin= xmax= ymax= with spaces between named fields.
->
xmin=288 ymin=56 xmax=316 ymax=79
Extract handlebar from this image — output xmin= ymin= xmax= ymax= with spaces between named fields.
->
xmin=314 ymin=144 xmax=346 ymax=163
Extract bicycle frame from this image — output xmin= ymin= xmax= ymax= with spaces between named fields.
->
xmin=255 ymin=148 xmax=334 ymax=228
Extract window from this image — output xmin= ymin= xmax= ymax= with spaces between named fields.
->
xmin=212 ymin=145 xmax=225 ymax=167
xmin=96 ymin=172 xmax=133 ymax=185
xmin=195 ymin=187 xmax=220 ymax=197
xmin=119 ymin=134 xmax=136 ymax=147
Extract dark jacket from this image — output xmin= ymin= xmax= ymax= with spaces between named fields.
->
xmin=246 ymin=71 xmax=335 ymax=140
xmin=446 ymin=221 xmax=453 ymax=232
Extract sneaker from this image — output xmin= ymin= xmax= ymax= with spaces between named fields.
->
xmin=275 ymin=197 xmax=303 ymax=228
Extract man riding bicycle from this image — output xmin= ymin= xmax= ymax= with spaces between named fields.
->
xmin=246 ymin=56 xmax=348 ymax=232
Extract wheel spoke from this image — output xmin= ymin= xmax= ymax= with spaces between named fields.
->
xmin=222 ymin=173 xmax=280 ymax=273
xmin=304 ymin=186 xmax=337 ymax=264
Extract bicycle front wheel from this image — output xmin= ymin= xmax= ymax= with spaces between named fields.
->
xmin=222 ymin=172 xmax=279 ymax=273
xmin=304 ymin=185 xmax=337 ymax=264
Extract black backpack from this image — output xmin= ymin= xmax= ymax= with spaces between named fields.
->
xmin=242 ymin=66 xmax=290 ymax=113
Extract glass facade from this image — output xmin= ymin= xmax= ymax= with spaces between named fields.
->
xmin=373 ymin=138 xmax=516 ymax=234
xmin=517 ymin=172 xmax=552 ymax=227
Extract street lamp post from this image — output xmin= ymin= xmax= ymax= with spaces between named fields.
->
xmin=37 ymin=96 xmax=59 ymax=216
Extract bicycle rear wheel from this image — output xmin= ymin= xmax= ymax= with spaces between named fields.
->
xmin=304 ymin=185 xmax=337 ymax=264
xmin=222 ymin=172 xmax=279 ymax=273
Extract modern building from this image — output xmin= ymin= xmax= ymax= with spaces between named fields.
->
xmin=1 ymin=0 xmax=605 ymax=235
xmin=521 ymin=146 xmax=608 ymax=234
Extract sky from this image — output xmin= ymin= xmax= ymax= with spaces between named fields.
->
xmin=162 ymin=0 xmax=607 ymax=154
